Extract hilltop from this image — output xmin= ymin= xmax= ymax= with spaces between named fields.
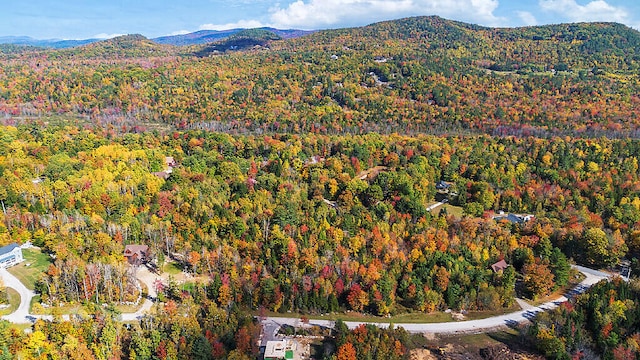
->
xmin=0 ymin=16 xmax=639 ymax=135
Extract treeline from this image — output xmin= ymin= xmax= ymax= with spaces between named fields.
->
xmin=36 ymin=260 xmax=140 ymax=306
xmin=333 ymin=321 xmax=410 ymax=360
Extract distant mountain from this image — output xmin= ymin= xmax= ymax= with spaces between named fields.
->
xmin=193 ymin=28 xmax=286 ymax=56
xmin=60 ymin=34 xmax=179 ymax=58
xmin=153 ymin=27 xmax=313 ymax=46
xmin=0 ymin=27 xmax=313 ymax=49
xmin=0 ymin=35 xmax=99 ymax=49
xmin=153 ymin=29 xmax=245 ymax=46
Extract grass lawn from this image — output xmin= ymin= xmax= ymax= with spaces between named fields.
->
xmin=440 ymin=204 xmax=464 ymax=218
xmin=464 ymin=303 xmax=522 ymax=320
xmin=426 ymin=202 xmax=465 ymax=218
xmin=162 ymin=262 xmax=183 ymax=275
xmin=7 ymin=248 xmax=52 ymax=290
xmin=0 ymin=288 xmax=20 ymax=316
xmin=261 ymin=309 xmax=455 ymax=324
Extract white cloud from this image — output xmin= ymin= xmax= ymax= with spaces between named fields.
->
xmin=516 ymin=11 xmax=538 ymax=26
xmin=539 ymin=0 xmax=629 ymax=23
xmin=169 ymin=30 xmax=191 ymax=36
xmin=268 ymin=0 xmax=504 ymax=30
xmin=198 ymin=19 xmax=266 ymax=31
xmin=92 ymin=33 xmax=125 ymax=39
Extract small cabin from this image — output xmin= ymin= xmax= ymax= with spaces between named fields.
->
xmin=491 ymin=259 xmax=509 ymax=273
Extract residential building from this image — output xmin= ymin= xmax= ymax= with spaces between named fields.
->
xmin=0 ymin=243 xmax=24 ymax=268
xmin=264 ymin=340 xmax=295 ymax=360
xmin=124 ymin=244 xmax=149 ymax=266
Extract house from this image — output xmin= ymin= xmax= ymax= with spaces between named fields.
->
xmin=264 ymin=340 xmax=295 ymax=360
xmin=0 ymin=243 xmax=24 ymax=268
xmin=153 ymin=171 xmax=170 ymax=180
xmin=124 ymin=244 xmax=149 ymax=266
xmin=493 ymin=212 xmax=534 ymax=224
xmin=491 ymin=259 xmax=509 ymax=273
xmin=165 ymin=156 xmax=177 ymax=168
xmin=436 ymin=180 xmax=452 ymax=191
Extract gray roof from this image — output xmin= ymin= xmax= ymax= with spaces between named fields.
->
xmin=0 ymin=243 xmax=19 ymax=256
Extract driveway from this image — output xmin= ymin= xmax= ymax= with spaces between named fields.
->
xmin=0 ymin=268 xmax=37 ymax=323
xmin=121 ymin=266 xmax=158 ymax=322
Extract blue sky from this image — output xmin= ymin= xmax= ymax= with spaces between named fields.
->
xmin=1 ymin=0 xmax=638 ymax=39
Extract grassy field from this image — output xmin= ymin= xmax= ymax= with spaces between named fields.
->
xmin=162 ymin=262 xmax=183 ymax=275
xmin=426 ymin=202 xmax=465 ymax=218
xmin=464 ymin=303 xmax=522 ymax=320
xmin=262 ymin=309 xmax=456 ymax=324
xmin=440 ymin=204 xmax=464 ymax=218
xmin=7 ymin=248 xmax=52 ymax=290
xmin=0 ymin=288 xmax=20 ymax=316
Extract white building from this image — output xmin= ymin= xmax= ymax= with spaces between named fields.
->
xmin=264 ymin=340 xmax=296 ymax=360
xmin=0 ymin=243 xmax=23 ymax=268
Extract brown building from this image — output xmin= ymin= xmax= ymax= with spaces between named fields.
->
xmin=491 ymin=259 xmax=509 ymax=273
xmin=124 ymin=244 xmax=149 ymax=265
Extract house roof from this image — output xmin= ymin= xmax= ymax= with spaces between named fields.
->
xmin=0 ymin=243 xmax=20 ymax=257
xmin=491 ymin=259 xmax=509 ymax=272
xmin=493 ymin=213 xmax=530 ymax=224
xmin=436 ymin=180 xmax=452 ymax=190
xmin=124 ymin=244 xmax=149 ymax=258
xmin=264 ymin=340 xmax=294 ymax=359
xmin=153 ymin=171 xmax=170 ymax=179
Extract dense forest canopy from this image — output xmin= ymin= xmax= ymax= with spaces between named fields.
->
xmin=0 ymin=16 xmax=639 ymax=136
xmin=0 ymin=15 xmax=639 ymax=359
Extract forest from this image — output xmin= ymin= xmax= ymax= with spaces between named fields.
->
xmin=0 ymin=15 xmax=638 ymax=359
xmin=0 ymin=17 xmax=639 ymax=136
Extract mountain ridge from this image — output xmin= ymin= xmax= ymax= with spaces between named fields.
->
xmin=0 ymin=27 xmax=314 ymax=49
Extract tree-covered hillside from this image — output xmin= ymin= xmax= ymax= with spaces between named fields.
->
xmin=1 ymin=16 xmax=639 ymax=135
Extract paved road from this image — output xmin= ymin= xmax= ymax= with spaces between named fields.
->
xmin=262 ymin=265 xmax=610 ymax=334
xmin=426 ymin=200 xmax=447 ymax=212
xmin=121 ymin=266 xmax=158 ymax=322
xmin=0 ymin=264 xmax=612 ymax=331
xmin=0 ymin=266 xmax=157 ymax=323
xmin=0 ymin=268 xmax=38 ymax=323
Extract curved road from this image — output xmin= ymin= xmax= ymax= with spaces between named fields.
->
xmin=0 ymin=264 xmax=612 ymax=333
xmin=0 ymin=268 xmax=39 ymax=323
xmin=262 ymin=265 xmax=611 ymax=334
xmin=0 ymin=266 xmax=158 ymax=323
xmin=121 ymin=266 xmax=158 ymax=322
